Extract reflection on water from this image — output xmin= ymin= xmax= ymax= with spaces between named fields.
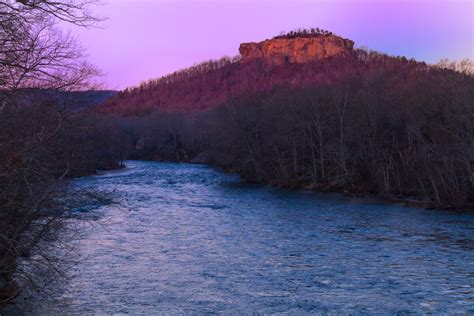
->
xmin=14 ymin=161 xmax=474 ymax=314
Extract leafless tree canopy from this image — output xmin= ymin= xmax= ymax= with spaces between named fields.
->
xmin=1 ymin=1 xmax=102 ymax=26
xmin=0 ymin=0 xmax=101 ymax=91
xmin=436 ymin=58 xmax=474 ymax=76
xmin=0 ymin=0 xmax=119 ymax=307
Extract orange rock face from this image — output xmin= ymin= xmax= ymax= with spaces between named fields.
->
xmin=239 ymin=35 xmax=354 ymax=64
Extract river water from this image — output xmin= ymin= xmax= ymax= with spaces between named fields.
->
xmin=13 ymin=161 xmax=474 ymax=314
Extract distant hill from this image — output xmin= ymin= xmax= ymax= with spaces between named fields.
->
xmin=65 ymin=90 xmax=118 ymax=111
xmin=0 ymin=89 xmax=118 ymax=112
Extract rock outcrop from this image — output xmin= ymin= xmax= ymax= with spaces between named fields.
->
xmin=239 ymin=35 xmax=354 ymax=65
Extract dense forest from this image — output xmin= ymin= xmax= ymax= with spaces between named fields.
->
xmin=98 ymin=47 xmax=474 ymax=211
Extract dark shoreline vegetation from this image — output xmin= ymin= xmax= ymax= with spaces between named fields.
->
xmin=0 ymin=2 xmax=472 ymax=310
xmin=0 ymin=0 xmax=125 ymax=307
xmin=0 ymin=91 xmax=128 ymax=305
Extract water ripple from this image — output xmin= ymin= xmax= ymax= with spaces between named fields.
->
xmin=14 ymin=160 xmax=474 ymax=314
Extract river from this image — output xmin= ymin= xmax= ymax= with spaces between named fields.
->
xmin=12 ymin=161 xmax=474 ymax=314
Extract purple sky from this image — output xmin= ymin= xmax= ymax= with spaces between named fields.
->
xmin=65 ymin=0 xmax=473 ymax=90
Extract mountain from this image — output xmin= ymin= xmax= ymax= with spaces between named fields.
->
xmin=98 ymin=31 xmax=373 ymax=115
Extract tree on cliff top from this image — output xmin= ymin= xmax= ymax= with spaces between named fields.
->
xmin=274 ymin=28 xmax=334 ymax=39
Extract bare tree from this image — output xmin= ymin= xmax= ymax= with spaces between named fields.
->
xmin=0 ymin=0 xmax=105 ymax=306
xmin=436 ymin=58 xmax=474 ymax=76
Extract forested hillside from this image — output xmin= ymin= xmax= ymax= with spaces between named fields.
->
xmin=101 ymin=51 xmax=425 ymax=115
xmin=96 ymin=38 xmax=474 ymax=210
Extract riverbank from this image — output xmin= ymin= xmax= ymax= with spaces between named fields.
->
xmin=151 ymin=153 xmax=472 ymax=212
xmin=235 ymin=173 xmax=439 ymax=211
xmin=242 ymin=173 xmax=474 ymax=212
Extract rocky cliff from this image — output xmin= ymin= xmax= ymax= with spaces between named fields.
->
xmin=239 ymin=35 xmax=354 ymax=64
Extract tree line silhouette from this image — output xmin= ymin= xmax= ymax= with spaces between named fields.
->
xmin=273 ymin=28 xmax=335 ymax=39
